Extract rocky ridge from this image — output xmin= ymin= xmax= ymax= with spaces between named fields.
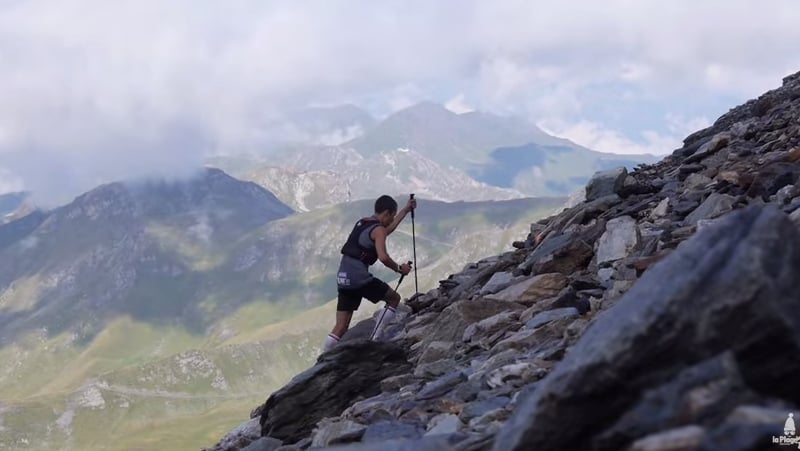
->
xmin=206 ymin=70 xmax=800 ymax=451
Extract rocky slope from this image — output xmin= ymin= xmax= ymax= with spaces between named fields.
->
xmin=206 ymin=69 xmax=800 ymax=451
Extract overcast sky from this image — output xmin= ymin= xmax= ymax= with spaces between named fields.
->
xmin=1 ymin=0 xmax=799 ymax=204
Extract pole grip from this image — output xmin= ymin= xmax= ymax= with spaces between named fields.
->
xmin=410 ymin=193 xmax=415 ymax=218
xmin=395 ymin=261 xmax=413 ymax=289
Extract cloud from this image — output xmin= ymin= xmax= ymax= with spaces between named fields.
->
xmin=0 ymin=167 xmax=24 ymax=194
xmin=539 ymin=114 xmax=712 ymax=156
xmin=314 ymin=125 xmax=365 ymax=146
xmin=0 ymin=0 xmax=798 ymax=203
xmin=445 ymin=93 xmax=474 ymax=114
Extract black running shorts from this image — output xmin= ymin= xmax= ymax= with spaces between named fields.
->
xmin=337 ymin=278 xmax=391 ymax=312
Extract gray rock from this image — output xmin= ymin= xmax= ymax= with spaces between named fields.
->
xmin=325 ymin=432 xmax=482 ymax=451
xmin=525 ymin=307 xmax=579 ymax=330
xmin=586 ymin=167 xmax=628 ymax=201
xmin=360 ymin=421 xmax=426 ymax=443
xmin=406 ymin=291 xmax=439 ymax=313
xmin=451 ymin=377 xmax=483 ymax=403
xmin=596 ymin=216 xmax=640 ymax=264
xmin=683 ymin=131 xmax=730 ymax=164
xmin=672 ymin=199 xmax=700 ymax=216
xmin=474 ymin=349 xmax=520 ymax=374
xmin=414 ymin=358 xmax=456 ymax=379
xmin=417 ymin=342 xmax=455 ymax=365
xmin=416 ymin=370 xmax=467 ymax=401
xmin=776 ymin=184 xmax=795 ymax=204
xmin=684 ymin=173 xmax=713 ymax=191
xmin=311 ymin=419 xmax=366 ymax=447
xmin=206 ymin=418 xmax=262 ymax=451
xmin=683 ymin=193 xmax=736 ymax=225
xmin=444 ymin=260 xmax=511 ymax=303
xmin=479 ymin=272 xmax=516 ymax=295
xmin=241 ymin=437 xmax=283 ymax=451
xmin=592 ymin=352 xmax=753 ymax=450
xmin=650 ymin=197 xmax=670 ymax=219
xmin=490 ymin=317 xmax=571 ymax=355
xmin=597 ymin=267 xmax=615 ymax=282
xmin=425 ymin=414 xmax=463 ymax=436
xmin=381 ymin=374 xmax=419 ymax=393
xmin=745 ymin=161 xmax=800 ymax=199
xmin=628 ymin=425 xmax=706 ymax=451
xmin=486 ymin=362 xmax=547 ymax=389
xmin=695 ymin=218 xmax=719 ymax=231
xmin=258 ymin=341 xmax=412 ymax=443
xmin=517 ymin=231 xmax=595 ymax=276
xmin=730 ymin=120 xmax=755 ymax=138
xmin=463 ymin=311 xmax=520 ymax=343
xmin=459 ymin=397 xmax=510 ymax=423
xmin=493 ymin=206 xmax=800 ymax=451
xmin=484 ymin=273 xmax=567 ymax=307
xmin=678 ymin=163 xmax=705 ymax=175
xmin=725 ymin=404 xmax=795 ymax=424
xmin=548 ymin=287 xmax=591 ymax=314
xmin=697 ymin=405 xmax=792 ymax=451
xmin=790 ymin=208 xmax=800 ymax=229
xmin=468 ymin=407 xmax=510 ymax=430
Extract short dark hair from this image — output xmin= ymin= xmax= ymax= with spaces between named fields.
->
xmin=375 ymin=195 xmax=398 ymax=214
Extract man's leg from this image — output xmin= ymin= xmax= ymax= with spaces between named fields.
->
xmin=370 ymin=285 xmax=401 ymax=341
xmin=323 ymin=288 xmax=360 ymax=353
xmin=324 ymin=310 xmax=353 ymax=352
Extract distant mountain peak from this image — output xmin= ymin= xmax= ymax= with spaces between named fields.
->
xmin=390 ymin=101 xmax=456 ymax=120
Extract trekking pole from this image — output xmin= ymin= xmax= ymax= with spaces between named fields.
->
xmin=410 ymin=193 xmax=418 ymax=295
xmin=395 ymin=260 xmax=413 ymax=291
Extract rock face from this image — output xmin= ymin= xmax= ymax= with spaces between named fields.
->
xmin=206 ymin=70 xmax=800 ymax=451
xmin=585 ymin=167 xmax=628 ymax=201
xmin=257 ymin=341 xmax=412 ymax=444
xmin=493 ymin=206 xmax=800 ymax=451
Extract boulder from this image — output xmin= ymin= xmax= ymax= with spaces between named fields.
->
xmin=484 ymin=273 xmax=568 ymax=306
xmin=518 ymin=231 xmax=595 ymax=276
xmin=595 ymin=215 xmax=640 ymax=264
xmin=258 ymin=341 xmax=412 ymax=442
xmin=479 ymin=272 xmax=516 ymax=295
xmin=586 ymin=167 xmax=628 ymax=201
xmin=683 ymin=193 xmax=737 ymax=225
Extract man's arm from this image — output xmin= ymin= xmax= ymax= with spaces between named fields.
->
xmin=385 ymin=207 xmax=410 ymax=236
xmin=386 ymin=197 xmax=417 ymax=235
xmin=372 ymin=225 xmax=401 ymax=272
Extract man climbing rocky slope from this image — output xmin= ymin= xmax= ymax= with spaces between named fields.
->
xmin=205 ymin=70 xmax=800 ymax=451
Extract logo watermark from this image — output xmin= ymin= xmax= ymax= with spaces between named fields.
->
xmin=774 ymin=413 xmax=799 ymax=447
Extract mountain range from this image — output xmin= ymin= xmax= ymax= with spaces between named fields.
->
xmin=209 ymin=102 xmax=657 ymax=211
